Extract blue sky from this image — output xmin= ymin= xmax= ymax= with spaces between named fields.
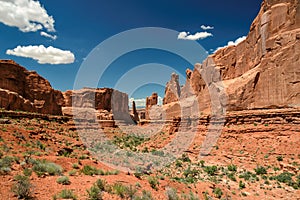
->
xmin=0 ymin=0 xmax=262 ymax=105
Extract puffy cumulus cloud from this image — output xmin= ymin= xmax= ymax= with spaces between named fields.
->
xmin=178 ymin=31 xmax=213 ymax=40
xmin=129 ymin=96 xmax=163 ymax=108
xmin=6 ymin=45 xmax=75 ymax=64
xmin=40 ymin=31 xmax=57 ymax=40
xmin=201 ymin=25 xmax=214 ymax=30
xmin=0 ymin=0 xmax=55 ymax=32
xmin=215 ymin=36 xmax=246 ymax=52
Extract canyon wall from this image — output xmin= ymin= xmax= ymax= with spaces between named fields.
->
xmin=0 ymin=60 xmax=64 ymax=115
xmin=164 ymin=0 xmax=300 ymax=118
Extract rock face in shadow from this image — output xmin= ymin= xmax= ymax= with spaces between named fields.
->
xmin=0 ymin=60 xmax=64 ymax=115
xmin=175 ymin=0 xmax=300 ymax=116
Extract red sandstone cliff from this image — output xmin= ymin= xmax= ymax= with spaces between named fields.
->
xmin=164 ymin=0 xmax=300 ymax=118
xmin=0 ymin=60 xmax=64 ymax=115
xmin=62 ymin=88 xmax=129 ymax=120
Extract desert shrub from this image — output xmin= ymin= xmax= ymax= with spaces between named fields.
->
xmin=68 ymin=169 xmax=77 ymax=176
xmin=166 ymin=187 xmax=179 ymax=200
xmin=199 ymin=160 xmax=205 ymax=167
xmin=56 ymin=176 xmax=71 ymax=185
xmin=276 ymin=155 xmax=283 ymax=161
xmin=81 ymin=165 xmax=118 ymax=176
xmin=254 ymin=166 xmax=267 ymax=175
xmin=53 ymin=189 xmax=77 ymax=200
xmin=11 ymin=175 xmax=33 ymax=199
xmin=72 ymin=163 xmax=80 ymax=169
xmin=95 ymin=179 xmax=108 ymax=191
xmin=32 ymin=160 xmax=63 ymax=176
xmin=239 ymin=171 xmax=258 ymax=181
xmin=227 ymin=164 xmax=237 ymax=172
xmin=151 ymin=150 xmax=164 ymax=157
xmin=183 ymin=166 xmax=199 ymax=178
xmin=227 ymin=172 xmax=236 ymax=181
xmin=239 ymin=180 xmax=246 ymax=189
xmin=112 ymin=183 xmax=127 ymax=198
xmin=181 ymin=154 xmax=191 ymax=163
xmin=204 ymin=165 xmax=218 ymax=176
xmin=112 ymin=134 xmax=150 ymax=151
xmin=148 ymin=176 xmax=159 ymax=190
xmin=213 ymin=187 xmax=223 ymax=198
xmin=82 ymin=165 xmax=98 ymax=175
xmin=87 ymin=184 xmax=103 ymax=200
xmin=271 ymin=172 xmax=293 ymax=184
xmin=133 ymin=190 xmax=154 ymax=200
xmin=0 ymin=156 xmax=16 ymax=174
xmin=23 ymin=168 xmax=32 ymax=177
xmin=175 ymin=159 xmax=182 ymax=168
xmin=181 ymin=192 xmax=199 ymax=200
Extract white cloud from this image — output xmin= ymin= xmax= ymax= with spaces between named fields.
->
xmin=6 ymin=45 xmax=75 ymax=64
xmin=129 ymin=96 xmax=163 ymax=108
xmin=215 ymin=36 xmax=247 ymax=52
xmin=201 ymin=25 xmax=214 ymax=30
xmin=178 ymin=31 xmax=213 ymax=40
xmin=40 ymin=31 xmax=57 ymax=40
xmin=0 ymin=0 xmax=55 ymax=32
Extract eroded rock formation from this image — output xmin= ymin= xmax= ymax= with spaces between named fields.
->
xmin=163 ymin=73 xmax=181 ymax=105
xmin=0 ymin=60 xmax=64 ymax=115
xmin=62 ymin=88 xmax=129 ymax=121
xmin=176 ymin=0 xmax=300 ymax=116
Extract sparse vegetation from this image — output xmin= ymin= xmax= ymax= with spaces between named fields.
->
xmin=53 ymin=189 xmax=77 ymax=200
xmin=213 ymin=187 xmax=223 ymax=198
xmin=166 ymin=187 xmax=179 ymax=200
xmin=254 ymin=166 xmax=267 ymax=175
xmin=148 ymin=176 xmax=159 ymax=190
xmin=56 ymin=176 xmax=71 ymax=185
xmin=11 ymin=175 xmax=33 ymax=199
xmin=32 ymin=159 xmax=63 ymax=176
xmin=204 ymin=165 xmax=218 ymax=176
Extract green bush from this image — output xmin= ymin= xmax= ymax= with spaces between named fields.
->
xmin=95 ymin=179 xmax=108 ymax=192
xmin=68 ymin=169 xmax=77 ymax=176
xmin=227 ymin=164 xmax=237 ymax=172
xmin=213 ymin=188 xmax=223 ymax=199
xmin=271 ymin=172 xmax=293 ymax=184
xmin=204 ymin=166 xmax=218 ymax=176
xmin=87 ymin=185 xmax=103 ymax=200
xmin=181 ymin=154 xmax=191 ymax=163
xmin=166 ymin=187 xmax=179 ymax=200
xmin=32 ymin=160 xmax=63 ymax=176
xmin=56 ymin=176 xmax=71 ymax=185
xmin=11 ymin=175 xmax=33 ymax=199
xmin=148 ymin=176 xmax=159 ymax=190
xmin=53 ymin=189 xmax=77 ymax=200
xmin=254 ymin=166 xmax=267 ymax=175
xmin=133 ymin=190 xmax=154 ymax=200
xmin=82 ymin=165 xmax=98 ymax=175
xmin=112 ymin=183 xmax=128 ymax=198
xmin=239 ymin=180 xmax=246 ymax=189
xmin=23 ymin=168 xmax=32 ymax=177
xmin=181 ymin=192 xmax=199 ymax=200
xmin=276 ymin=155 xmax=283 ymax=161
xmin=227 ymin=172 xmax=236 ymax=181
xmin=81 ymin=165 xmax=119 ymax=176
xmin=239 ymin=171 xmax=258 ymax=181
xmin=0 ymin=156 xmax=17 ymax=175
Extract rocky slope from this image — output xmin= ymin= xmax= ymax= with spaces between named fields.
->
xmin=0 ymin=60 xmax=64 ymax=115
xmin=164 ymin=0 xmax=300 ymax=117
